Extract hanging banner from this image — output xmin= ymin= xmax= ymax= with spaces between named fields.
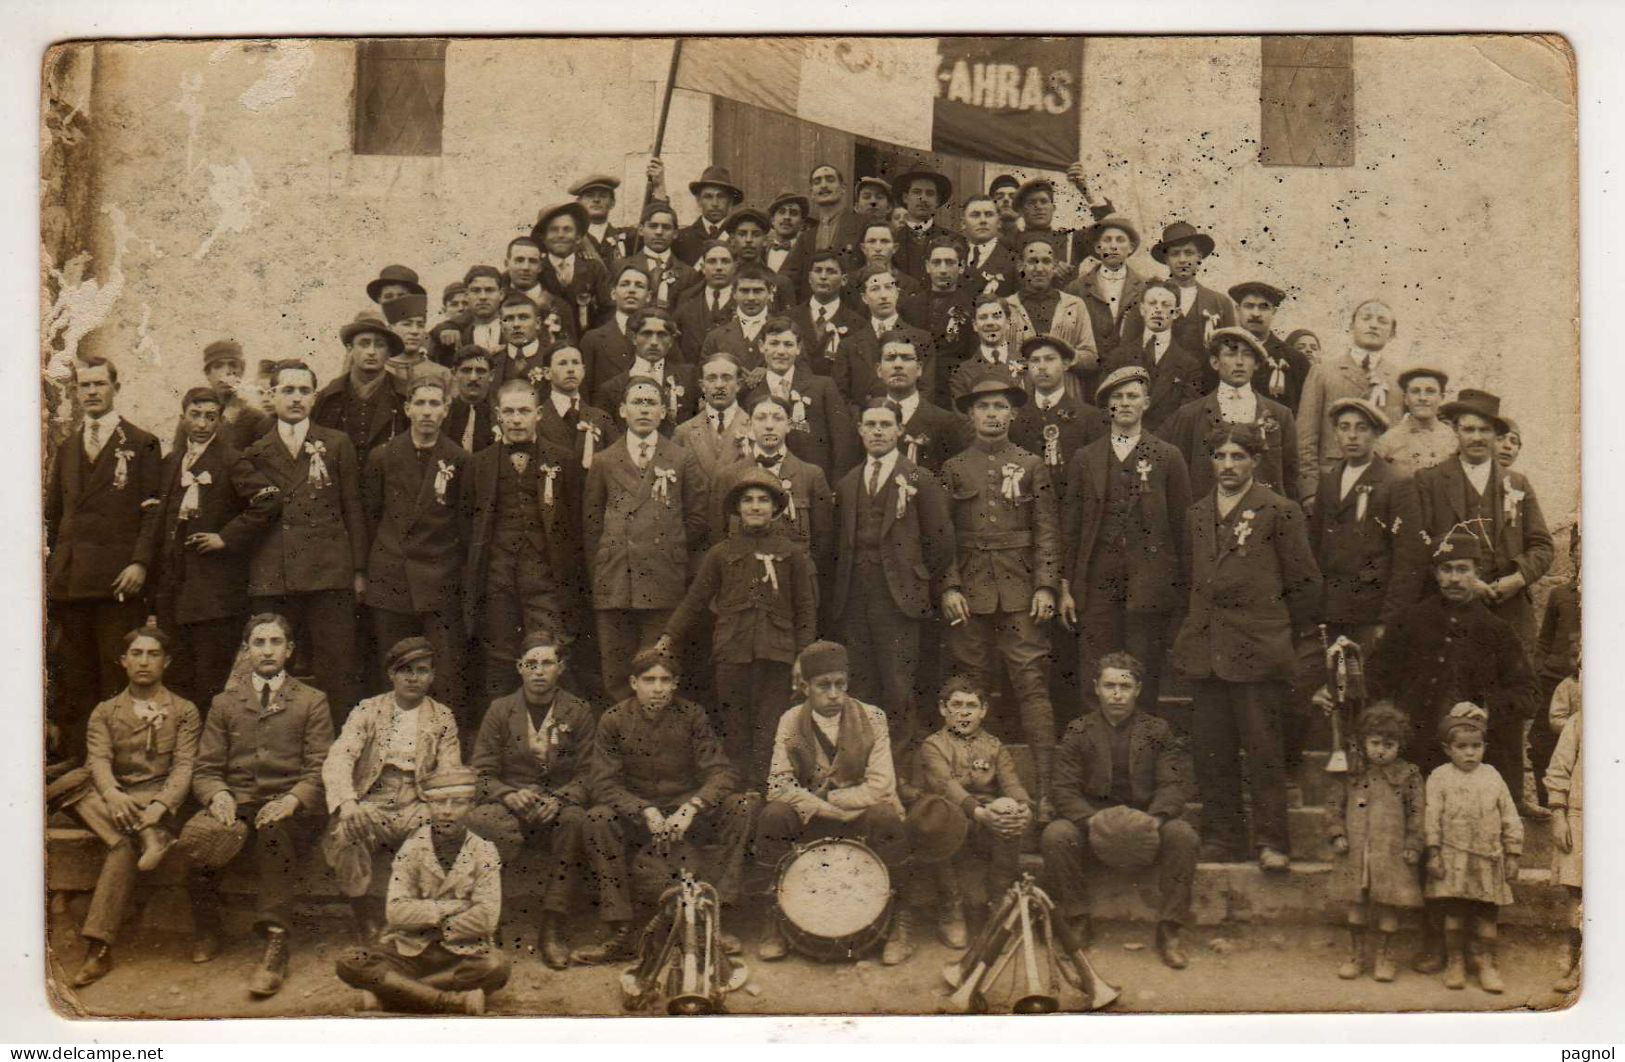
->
xmin=932 ymin=37 xmax=1083 ymax=169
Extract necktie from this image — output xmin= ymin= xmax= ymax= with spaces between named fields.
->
xmin=461 ymin=410 xmax=477 ymax=452
xmin=709 ymin=290 xmax=720 ymax=314
xmin=1146 ymin=336 xmax=1157 ymax=360
xmin=868 ymin=460 xmax=882 ymax=497
xmin=260 ymin=683 xmax=271 ymax=710
xmin=86 ymin=420 xmax=101 ymax=459
xmin=816 ymin=307 xmax=828 ymax=331
xmin=713 ymin=412 xmax=725 ymax=437
xmin=638 ymin=440 xmax=651 ymax=468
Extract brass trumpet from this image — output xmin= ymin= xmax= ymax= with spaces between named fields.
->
xmin=1319 ymin=625 xmax=1367 ymax=775
xmin=943 ymin=875 xmax=1118 ymax=1013
xmin=619 ymin=872 xmax=748 ymax=1015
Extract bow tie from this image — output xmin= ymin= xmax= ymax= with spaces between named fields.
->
xmin=756 ymin=455 xmax=783 ymax=469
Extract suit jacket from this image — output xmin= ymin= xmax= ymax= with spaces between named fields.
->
xmin=490 ymin=343 xmax=551 ymax=396
xmin=764 ymin=233 xmax=814 ymax=305
xmin=384 ymin=824 xmax=500 ymax=956
xmin=583 ymin=433 xmax=710 ymax=610
xmin=582 ymin=223 xmax=636 ymax=269
xmin=740 ymin=367 xmax=859 ymax=480
xmin=461 ymin=436 xmax=582 ymax=628
xmin=1005 ymin=290 xmax=1102 ymax=396
xmin=960 ymin=238 xmax=1020 ymax=298
xmin=710 ymin=450 xmax=834 ymax=573
xmin=1368 ymin=592 xmax=1540 ymax=731
xmin=1172 ymin=482 xmax=1322 ymax=682
xmin=443 ymin=397 xmax=500 ymax=454
xmin=311 ymin=374 xmax=405 ymax=465
xmin=897 ymin=397 xmax=965 ymax=473
xmin=804 ymin=207 xmax=869 ymax=271
xmin=1309 ymin=457 xmax=1407 ymax=626
xmin=615 ymin=250 xmax=696 ymax=311
xmin=153 ymin=435 xmax=281 ymax=625
xmin=1159 ymin=390 xmax=1302 ymax=503
xmin=831 ymin=453 xmax=955 ymax=621
xmin=894 ymin=221 xmax=963 ymax=281
xmin=45 ymin=417 xmax=165 ymax=602
xmin=594 ymin=362 xmax=700 ymax=435
xmin=322 ymin=692 xmax=461 ymax=812
xmin=1162 ymin=280 xmax=1236 ymax=357
xmin=363 ymin=434 xmax=471 ymax=615
xmin=699 ymin=317 xmax=774 ymax=372
xmin=242 ymin=423 xmax=368 ymax=596
xmin=1103 ymin=333 xmax=1207 ymax=434
xmin=1010 ymin=393 xmax=1108 ymax=477
xmin=789 ymin=299 xmax=865 ymax=378
xmin=899 ymin=288 xmax=976 ymax=396
xmin=1053 ymin=709 xmax=1194 ymax=829
xmin=1253 ymin=332 xmax=1311 ymax=411
xmin=193 ymin=675 xmax=333 ymax=811
xmin=941 ymin=440 xmax=1062 ymax=614
xmin=1061 ymin=433 xmax=1190 ymax=613
xmin=831 ymin=320 xmax=938 ymax=405
xmin=538 ymin=253 xmax=612 ymax=344
xmin=536 ymin=396 xmax=618 ymax=486
xmin=673 ymin=284 xmax=735 ymax=361
xmin=1065 ymin=262 xmax=1148 ymax=360
xmin=471 ymin=688 xmax=598 ymax=807
xmin=673 ymin=406 xmax=754 ymax=487
xmin=579 ymin=318 xmax=636 ymax=402
xmin=83 ymin=687 xmax=201 ymax=811
xmin=1296 ymin=353 xmax=1402 ymax=501
xmin=672 ymin=218 xmax=729 ymax=267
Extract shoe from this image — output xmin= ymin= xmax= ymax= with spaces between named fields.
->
xmin=538 ymin=913 xmax=570 ymax=970
xmin=71 ymin=941 xmax=113 ymax=987
xmin=248 ymin=927 xmax=289 ymax=998
xmin=571 ymin=922 xmax=637 ymax=965
xmin=1412 ymin=925 xmax=1446 ymax=974
xmin=1338 ymin=927 xmax=1364 ymax=980
xmin=1372 ymin=934 xmax=1396 ymax=983
xmin=137 ymin=826 xmax=175 ymax=872
xmin=1473 ymin=938 xmax=1505 ymax=994
xmin=717 ymin=930 xmax=743 ymax=956
xmin=1517 ymin=801 xmax=1553 ymax=821
xmin=1443 ymin=932 xmax=1467 ymax=990
xmin=1156 ymin=922 xmax=1188 ymax=971
xmin=191 ymin=927 xmax=222 ymax=964
xmin=1258 ymin=847 xmax=1291 ymax=873
xmin=461 ymin=988 xmax=486 ymax=1015
xmin=757 ymin=918 xmax=788 ymax=962
xmin=938 ymin=902 xmax=968 ymax=949
xmin=881 ymin=908 xmax=915 ymax=966
xmin=1199 ymin=841 xmax=1241 ymax=863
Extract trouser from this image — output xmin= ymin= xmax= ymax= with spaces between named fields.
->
xmin=478 ymin=545 xmax=570 ymax=705
xmin=1529 ymin=673 xmax=1565 ymax=805
xmin=374 ymin=606 xmax=468 ymax=732
xmin=595 ymin=608 xmax=674 ymax=704
xmin=49 ymin=597 xmax=149 ymax=759
xmin=715 ymin=660 xmax=792 ymax=785
xmin=67 ymin=788 xmax=174 ymax=945
xmin=335 ymin=942 xmax=510 ymax=1008
xmin=158 ymin=613 xmax=243 ymax=715
xmin=464 ymin=802 xmax=587 ymax=917
xmin=944 ymin=609 xmax=1056 ymax=756
xmin=180 ymin=807 xmax=321 ymax=934
xmin=1285 ymin=621 xmax=1380 ymax=771
xmin=320 ymin=768 xmax=426 ymax=897
xmin=1040 ymin=815 xmax=1198 ymax=925
xmin=250 ymin=590 xmax=357 ymax=726
xmin=582 ymin=794 xmax=760 ymax=923
xmin=1191 ymin=677 xmax=1289 ymax=854
xmin=753 ymin=800 xmax=912 ymax=894
xmin=949 ymin=816 xmax=1025 ymax=910
xmin=841 ymin=554 xmax=925 ymax=748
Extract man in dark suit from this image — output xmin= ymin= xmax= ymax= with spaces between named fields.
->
xmin=741 ymin=317 xmax=858 ymax=481
xmin=892 ymin=169 xmax=960 ymax=281
xmin=362 ymin=379 xmax=472 ymax=721
xmin=443 ymin=345 xmax=499 ymax=454
xmin=720 ymin=208 xmax=794 ymax=310
xmin=455 ymin=266 xmax=507 ymax=356
xmin=537 ymin=344 xmax=618 ymax=482
xmin=1059 ymin=367 xmax=1190 ymax=717
xmin=959 ymin=194 xmax=1018 ymax=298
xmin=569 ymin=173 xmax=635 ymax=266
xmin=490 ymin=293 xmax=550 ymax=394
xmin=1171 ymin=423 xmax=1321 ymax=871
xmin=1066 ymin=216 xmax=1146 ymax=362
xmin=790 ymin=250 xmax=864 ymax=378
xmin=805 ymin=162 xmax=869 ymax=270
xmin=667 ymin=163 xmax=745 ymax=266
xmin=594 ymin=307 xmax=699 ymax=434
xmin=619 ymin=200 xmax=697 ymax=311
xmin=463 ymin=380 xmax=582 ymax=707
xmin=673 ymin=241 xmax=738 ymax=362
xmin=534 ymin=201 xmax=612 ymax=345
xmin=46 ymin=357 xmax=165 ymax=757
xmin=311 ymin=312 xmax=406 ymax=469
xmin=1141 ymin=222 xmax=1236 ymax=357
xmin=1010 ymin=335 xmax=1108 ymax=476
xmin=153 ymin=387 xmax=282 ymax=709
xmin=830 ymin=397 xmax=956 ymax=747
xmin=579 ymin=262 xmax=648 ymax=402
xmin=833 ymin=264 xmax=936 ymax=404
xmin=1230 ymin=281 xmax=1309 ymax=411
xmin=843 ymin=221 xmax=924 ymax=316
xmin=870 ymin=330 xmax=963 ymax=473
xmin=698 ymin=263 xmax=778 ymax=372
xmin=900 ymin=237 xmax=977 ymax=399
xmin=1104 ymin=280 xmax=1205 ymax=434
xmin=242 ymin=359 xmax=370 ymax=724
xmin=765 ymin=189 xmax=813 ymax=304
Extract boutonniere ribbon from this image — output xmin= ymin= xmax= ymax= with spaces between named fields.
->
xmin=666 ymin=382 xmax=685 ymax=422
xmin=434 ymin=460 xmax=455 ymax=505
xmin=779 ymin=478 xmax=798 ymax=522
xmin=1136 ymin=457 xmax=1154 ymax=484
xmin=538 ymin=463 xmax=560 ymax=507
xmin=903 ymin=432 xmax=928 ymax=465
xmin=788 ymin=390 xmax=809 ymax=431
xmin=577 ymin=420 xmax=599 ymax=468
xmin=112 ymin=446 xmax=135 ymax=491
xmin=1042 ymin=424 xmax=1061 ymax=467
xmin=304 ymin=441 xmax=330 ymax=489
xmin=1355 ymin=483 xmax=1373 ymax=523
xmin=1235 ymin=509 xmax=1257 ymax=549
xmin=527 ymin=367 xmax=547 ymax=386
xmin=652 ymin=466 xmax=677 ymax=505
xmin=1000 ymin=463 xmax=1025 ymax=502
xmin=1504 ymin=481 xmax=1524 ymax=525
xmin=756 ymin=552 xmax=782 ymax=593
xmin=894 ymin=473 xmax=917 ymax=519
xmin=178 ymin=469 xmax=212 ymax=519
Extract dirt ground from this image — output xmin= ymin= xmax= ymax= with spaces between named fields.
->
xmin=49 ymin=908 xmax=1576 ymax=1020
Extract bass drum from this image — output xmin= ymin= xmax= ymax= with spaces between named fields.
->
xmin=774 ymin=836 xmax=893 ymax=962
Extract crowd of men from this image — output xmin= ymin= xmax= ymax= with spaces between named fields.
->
xmin=44 ymin=155 xmax=1569 ymax=1012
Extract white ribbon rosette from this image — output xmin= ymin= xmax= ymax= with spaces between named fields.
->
xmin=577 ymin=420 xmax=600 ymax=468
xmin=894 ymin=473 xmax=917 ymax=520
xmin=652 ymin=466 xmax=677 ymax=505
xmin=178 ymin=469 xmax=212 ymax=520
xmin=756 ymin=552 xmax=781 ymax=593
xmin=434 ymin=460 xmax=455 ymax=506
xmin=1000 ymin=463 xmax=1025 ymax=502
xmin=112 ymin=441 xmax=135 ymax=492
xmin=304 ymin=441 xmax=330 ymax=489
xmin=1136 ymin=457 xmax=1154 ymax=484
xmin=1503 ymin=481 xmax=1524 ymax=525
xmin=538 ymin=463 xmax=560 ymax=507
xmin=1235 ymin=509 xmax=1257 ymax=549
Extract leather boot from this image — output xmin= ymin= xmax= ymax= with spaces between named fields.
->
xmin=248 ymin=926 xmax=289 ymax=997
xmin=1156 ymin=921 xmax=1188 ymax=970
xmin=191 ymin=924 xmax=222 ymax=964
xmin=936 ymin=863 xmax=968 ymax=948
xmin=1372 ymin=932 xmax=1397 ymax=983
xmin=351 ymin=898 xmax=385 ymax=945
xmin=373 ymin=969 xmax=478 ymax=1014
xmin=1472 ymin=932 xmax=1505 ymax=994
xmin=881 ymin=906 xmax=915 ymax=966
xmin=571 ymin=921 xmax=637 ymax=965
xmin=757 ymin=917 xmax=789 ymax=961
xmin=1442 ymin=929 xmax=1467 ymax=990
xmin=72 ymin=941 xmax=113 ymax=987
xmin=537 ymin=912 xmax=570 ymax=970
xmin=1412 ymin=916 xmax=1446 ymax=974
xmin=1338 ymin=927 xmax=1365 ymax=980
xmin=137 ymin=826 xmax=176 ymax=872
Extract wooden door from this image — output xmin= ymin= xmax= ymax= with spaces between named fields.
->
xmin=711 ymin=97 xmax=856 ymax=208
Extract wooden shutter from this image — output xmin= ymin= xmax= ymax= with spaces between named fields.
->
xmin=1260 ymin=36 xmax=1355 ymax=167
xmin=353 ymin=39 xmax=448 ymax=157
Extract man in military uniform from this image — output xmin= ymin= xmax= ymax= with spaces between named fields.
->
xmin=938 ymin=365 xmax=1063 ymax=812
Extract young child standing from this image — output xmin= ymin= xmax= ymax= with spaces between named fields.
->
xmin=1423 ymin=702 xmax=1523 ymax=993
xmin=1326 ymin=703 xmax=1425 ymax=982
xmin=1544 ymin=710 xmax=1582 ymax=994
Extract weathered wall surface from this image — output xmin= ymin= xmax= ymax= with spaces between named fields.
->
xmin=56 ymin=35 xmax=1577 ymax=522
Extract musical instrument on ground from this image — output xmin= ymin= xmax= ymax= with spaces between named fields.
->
xmin=943 ymin=875 xmax=1119 ymax=1013
xmin=774 ymin=836 xmax=894 ymax=962
xmin=619 ymin=872 xmax=748 ymax=1015
xmin=1320 ymin=625 xmax=1367 ymax=774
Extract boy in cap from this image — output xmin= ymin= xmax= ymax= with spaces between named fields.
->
xmin=322 ymin=636 xmax=463 ymax=943
xmin=1065 ymin=215 xmax=1146 ymax=360
xmin=1058 ymin=365 xmax=1191 ymax=716
xmin=743 ymin=317 xmax=859 ymax=479
xmin=569 ymin=173 xmax=633 ymax=264
xmin=753 ymin=641 xmax=916 ymax=964
xmin=335 ymin=764 xmax=508 ymax=1014
xmin=467 ymin=630 xmax=597 ymax=969
xmin=1041 ymin=652 xmax=1198 ymax=969
xmin=1010 ymin=334 xmax=1107 ymax=466
xmin=1228 ymin=281 xmax=1308 ymax=409
xmin=56 ymin=627 xmax=200 ymax=987
xmin=1296 ymin=299 xmax=1402 ymax=504
xmin=620 ymin=200 xmax=698 ymax=310
xmin=383 ymin=293 xmax=453 ymax=399
xmin=1102 ymin=279 xmax=1205 ymax=433
xmin=854 ymin=175 xmax=893 ymax=219
xmin=443 ymin=345 xmax=499 ymax=454
xmin=534 ymin=201 xmax=611 ymax=343
xmin=1140 ymin=221 xmax=1235 ymax=356
xmin=939 ymin=365 xmax=1064 ymax=813
xmin=575 ymin=648 xmax=759 ymax=964
xmin=312 ymin=312 xmax=407 ymax=465
xmin=180 ymin=613 xmax=333 ymax=997
xmin=196 ymin=339 xmax=271 ymax=450
xmin=667 ymin=162 xmax=746 ymax=265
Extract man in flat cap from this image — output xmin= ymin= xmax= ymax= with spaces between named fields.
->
xmin=664 ymin=161 xmax=746 ymax=266
xmin=180 ymin=613 xmax=332 ymax=997
xmin=335 ymin=764 xmax=508 ymax=1014
xmin=892 ymin=168 xmax=961 ymax=282
xmin=854 ymin=175 xmax=894 ymax=221
xmin=312 ymin=311 xmax=407 ymax=467
xmin=1065 ymin=215 xmax=1146 ymax=361
xmin=570 ymin=173 xmax=634 ymax=265
xmin=534 ymin=201 xmax=611 ymax=344
xmin=443 ymin=345 xmax=499 ymax=454
xmin=1229 ymin=281 xmax=1309 ymax=410
xmin=1101 ymin=279 xmax=1205 ymax=434
xmin=1373 ymin=365 xmax=1458 ymax=477
xmin=193 ymin=339 xmax=271 ymax=450
xmin=245 ymin=357 xmax=369 ymax=721
xmin=988 ymin=173 xmax=1021 ymax=238
xmin=1159 ymin=326 xmax=1301 ymax=503
xmin=1135 ymin=222 xmax=1235 ymax=357
xmin=1010 ymin=334 xmax=1107 ymax=469
xmin=1059 ymin=365 xmax=1191 ymax=717
xmin=322 ymin=636 xmax=463 ymax=943
xmin=789 ymin=249 xmax=865 ymax=379
xmin=939 ymin=365 xmax=1064 ymax=813
xmin=1005 ymin=232 xmax=1100 ymax=399
xmin=366 ymin=264 xmax=425 ymax=308
xmin=1296 ymin=299 xmax=1402 ymax=506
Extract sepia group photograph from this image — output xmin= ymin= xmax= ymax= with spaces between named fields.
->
xmin=24 ymin=9 xmax=1601 ymax=1037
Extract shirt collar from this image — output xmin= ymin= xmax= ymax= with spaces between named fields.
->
xmin=895 ymin=392 xmax=920 ymax=422
xmin=84 ymin=410 xmax=122 ymax=436
xmin=738 ymin=308 xmax=768 ymax=329
xmin=867 ymin=449 xmax=899 ymax=482
xmin=278 ymin=419 xmax=310 ymax=448
xmin=1034 ymin=387 xmax=1065 ymax=410
xmin=252 ymin=672 xmax=287 ymax=693
xmin=550 ymin=390 xmax=578 ymax=417
xmin=511 ymin=338 xmax=539 ymax=357
xmin=710 ymin=403 xmax=740 ymax=426
xmin=547 ymin=253 xmax=574 ymax=270
xmin=872 ymin=315 xmax=899 ymax=332
xmin=1217 ymin=382 xmax=1254 ymax=402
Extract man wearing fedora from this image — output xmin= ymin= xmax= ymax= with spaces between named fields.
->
xmin=939 ymin=364 xmax=1064 ymax=814
xmin=535 ymin=201 xmax=612 ymax=345
xmin=1296 ymin=299 xmax=1402 ymax=506
xmin=669 ymin=163 xmax=746 ymax=266
xmin=569 ymin=173 xmax=634 ymax=266
xmin=1136 ymin=222 xmax=1235 ymax=358
xmin=179 ymin=613 xmax=333 ymax=997
xmin=246 ymin=358 xmax=370 ymax=722
xmin=1065 ymin=214 xmax=1146 ymax=361
xmin=618 ymin=200 xmax=696 ymax=311
xmin=1160 ymin=326 xmax=1302 ymax=503
xmin=1229 ymin=281 xmax=1309 ymax=410
xmin=312 ymin=311 xmax=407 ymax=468
xmin=1374 ymin=364 xmax=1459 ymax=477
xmin=1004 ymin=232 xmax=1100 ymax=400
xmin=1058 ymin=365 xmax=1191 ymax=719
xmin=765 ymin=189 xmax=813 ymax=302
xmin=892 ymin=168 xmax=961 ymax=282
xmin=193 ymin=338 xmax=271 ymax=451
xmin=366 ymin=264 xmax=425 ymax=309
xmin=959 ymin=193 xmax=1018 ymax=297
xmin=1101 ymin=279 xmax=1206 ymax=434
xmin=1041 ymin=651 xmax=1198 ymax=969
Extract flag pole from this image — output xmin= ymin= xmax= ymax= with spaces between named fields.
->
xmin=652 ymin=38 xmax=684 ymax=158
